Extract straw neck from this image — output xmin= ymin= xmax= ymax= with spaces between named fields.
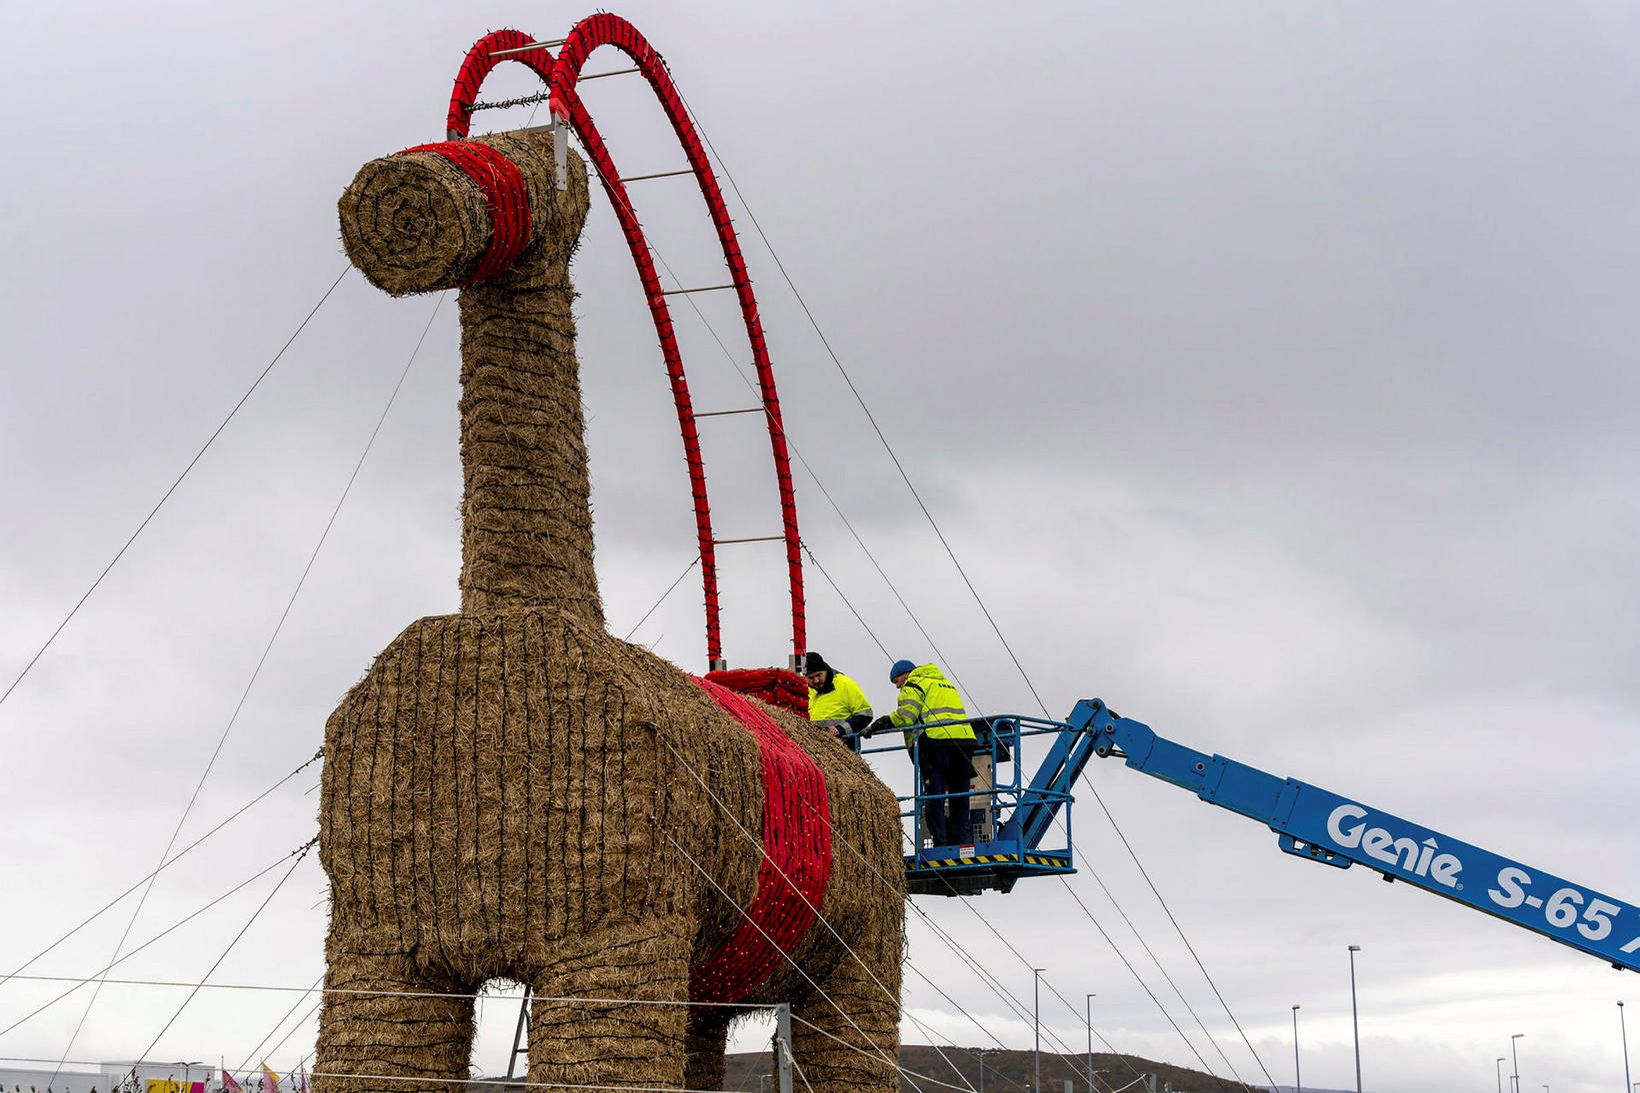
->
xmin=455 ymin=246 xmax=604 ymax=624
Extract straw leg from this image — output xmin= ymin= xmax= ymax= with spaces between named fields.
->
xmin=789 ymin=949 xmax=901 ymax=1093
xmin=525 ymin=919 xmax=692 ymax=1090
xmin=682 ymin=1008 xmax=733 ymax=1091
xmin=314 ymin=929 xmax=476 ymax=1093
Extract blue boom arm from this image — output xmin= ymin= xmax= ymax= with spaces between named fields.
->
xmin=1069 ymin=699 xmax=1640 ymax=973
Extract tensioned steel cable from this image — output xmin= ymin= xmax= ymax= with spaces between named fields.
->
xmin=4 ymin=1061 xmax=741 ymax=1093
xmin=800 ymin=544 xmax=889 ymax=659
xmin=896 ymin=863 xmax=1145 ymax=1083
xmin=232 ymin=972 xmax=323 ymax=1076
xmin=309 ymin=1073 xmax=739 ymax=1093
xmin=0 ymin=265 xmax=350 ymax=715
xmin=0 ymin=840 xmax=316 ymax=1041
xmin=678 ymin=95 xmax=1276 ymax=1090
xmin=675 ymin=91 xmax=1047 ymax=717
xmin=662 ymin=833 xmax=938 ymax=1089
xmin=785 ymin=1014 xmax=973 ymax=1093
xmin=749 ymin=451 xmax=1234 ymax=1080
xmin=110 ymin=845 xmax=315 ymax=1092
xmin=789 ymin=1052 xmax=817 ymax=1093
xmin=796 ymin=794 xmax=1141 ymax=1087
xmin=0 ymin=749 xmax=321 ymax=989
xmin=619 ymin=195 xmax=1204 ymax=1081
xmin=1053 ymin=877 xmax=1239 ymax=1093
xmin=1060 ymin=836 xmax=1261 ymax=1087
xmin=655 ymin=737 xmax=976 ymax=1093
xmin=1022 ymin=773 xmax=1274 ymax=1085
xmin=788 ymin=792 xmax=1116 ymax=1067
xmin=620 ymin=554 xmax=700 ymax=642
xmin=590 ymin=174 xmax=981 ymax=705
xmin=39 ymin=292 xmax=444 ymax=1085
xmin=655 ymin=233 xmax=1235 ymax=1081
xmin=660 ymin=260 xmax=968 ymax=688
xmin=988 ymin=762 xmax=1273 ymax=1086
xmin=1082 ymin=785 xmax=1277 ymax=1088
xmin=527 ymin=91 xmax=1260 ymax=1088
xmin=6 ymin=976 xmax=774 ymax=1008
xmin=14 ymin=971 xmax=769 ymax=1076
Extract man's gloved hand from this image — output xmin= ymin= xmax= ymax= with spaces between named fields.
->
xmin=846 ymin=712 xmax=873 ymax=734
xmin=866 ymin=715 xmax=894 ymax=738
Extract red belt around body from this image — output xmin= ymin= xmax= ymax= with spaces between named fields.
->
xmin=687 ymin=676 xmax=831 ymax=1003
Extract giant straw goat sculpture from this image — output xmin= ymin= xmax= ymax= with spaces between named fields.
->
xmin=317 ymin=131 xmax=905 ymax=1092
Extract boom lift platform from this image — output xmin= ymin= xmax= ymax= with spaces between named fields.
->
xmin=870 ymin=698 xmax=1639 ymax=974
xmin=860 ymin=715 xmax=1080 ymax=895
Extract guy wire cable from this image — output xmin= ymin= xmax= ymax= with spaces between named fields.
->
xmin=676 ymin=88 xmax=1046 ymax=715
xmin=487 ymin=76 xmax=1260 ymax=1088
xmin=620 ymin=554 xmax=700 ymax=642
xmin=576 ymin=196 xmax=1138 ymax=1075
xmin=6 ymin=975 xmax=781 ymax=1008
xmin=1053 ymin=875 xmax=1243 ymax=1093
xmin=1023 ymin=768 xmax=1275 ymax=1085
xmin=0 ymin=265 xmax=350 ymax=714
xmin=674 ymin=93 xmax=1277 ymax=1089
xmin=0 ymin=1066 xmax=742 ymax=1093
xmin=0 ymin=749 xmax=322 ymax=988
xmin=791 ymin=535 xmax=1245 ymax=1086
xmin=1080 ymin=783 xmax=1279 ymax=1087
xmin=794 ymin=793 xmax=1144 ymax=1086
xmin=232 ymin=972 xmax=323 ymax=1077
xmin=664 ymin=838 xmax=935 ymax=1093
xmin=589 ymin=172 xmax=983 ymax=707
xmin=656 ymin=736 xmax=979 ymax=1093
xmin=0 ymin=839 xmax=317 ymax=1042
xmin=110 ymin=844 xmax=316 ymax=1093
xmin=39 ymin=289 xmax=445 ymax=1086
xmin=800 ymin=543 xmax=889 ymax=659
xmin=644 ymin=215 xmax=1226 ymax=1080
xmin=1061 ymin=845 xmax=1261 ymax=1087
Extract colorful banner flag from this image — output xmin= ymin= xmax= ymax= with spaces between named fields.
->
xmin=260 ymin=1065 xmax=280 ymax=1093
xmin=222 ymin=1071 xmax=243 ymax=1093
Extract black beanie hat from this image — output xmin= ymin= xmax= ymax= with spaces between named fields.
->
xmin=802 ymin=651 xmax=831 ymax=675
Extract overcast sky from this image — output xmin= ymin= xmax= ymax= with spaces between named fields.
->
xmin=3 ymin=3 xmax=1638 ymax=1093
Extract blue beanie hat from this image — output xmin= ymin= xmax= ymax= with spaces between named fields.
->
xmin=889 ymin=659 xmax=917 ymax=682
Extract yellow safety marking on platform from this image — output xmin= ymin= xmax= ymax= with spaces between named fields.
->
xmin=909 ymin=852 xmax=1074 ymax=871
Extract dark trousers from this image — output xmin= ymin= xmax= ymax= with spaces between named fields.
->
xmin=917 ymin=739 xmax=975 ymax=846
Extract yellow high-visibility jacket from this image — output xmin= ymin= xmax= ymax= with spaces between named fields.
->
xmin=809 ymin=671 xmax=872 ymax=724
xmin=889 ymin=664 xmax=975 ymax=744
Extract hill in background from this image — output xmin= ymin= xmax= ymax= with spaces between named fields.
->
xmin=723 ymin=1046 xmax=1311 ymax=1092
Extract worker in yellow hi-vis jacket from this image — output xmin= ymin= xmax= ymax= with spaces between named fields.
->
xmin=868 ymin=660 xmax=976 ymax=846
xmin=803 ymin=651 xmax=873 ymax=751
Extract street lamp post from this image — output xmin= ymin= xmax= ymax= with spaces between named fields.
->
xmin=1085 ymin=993 xmax=1097 ymax=1093
xmin=976 ymin=1049 xmax=999 ymax=1093
xmin=1621 ymin=1000 xmax=1631 ymax=1093
xmin=1291 ymin=1005 xmax=1301 ymax=1093
xmin=1033 ymin=968 xmax=1045 ymax=1093
xmin=175 ymin=1062 xmax=202 ymax=1093
xmin=1495 ymin=1056 xmax=1505 ymax=1093
xmin=1347 ymin=945 xmax=1363 ymax=1093
xmin=1511 ymin=1032 xmax=1524 ymax=1093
